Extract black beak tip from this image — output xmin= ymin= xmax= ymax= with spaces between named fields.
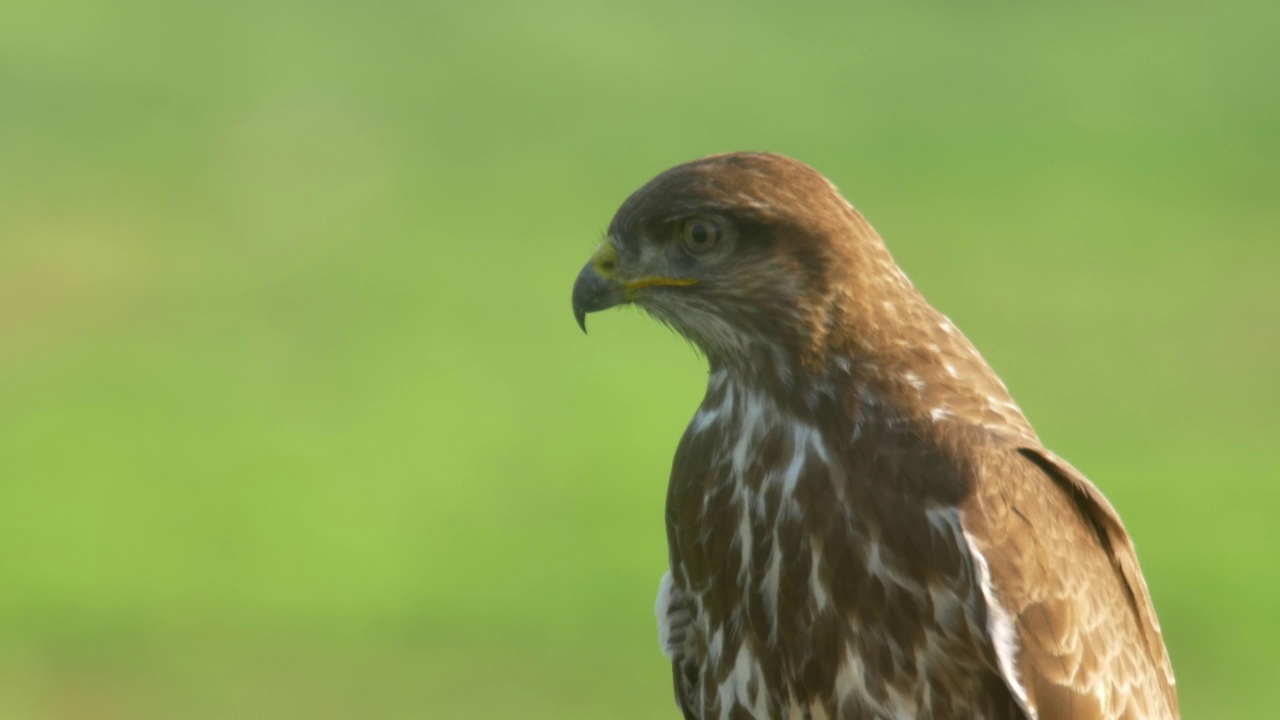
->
xmin=574 ymin=305 xmax=588 ymax=334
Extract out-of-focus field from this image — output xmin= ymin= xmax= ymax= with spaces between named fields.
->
xmin=1 ymin=2 xmax=1276 ymax=717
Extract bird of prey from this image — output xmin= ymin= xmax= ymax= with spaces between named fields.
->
xmin=570 ymin=153 xmax=1178 ymax=720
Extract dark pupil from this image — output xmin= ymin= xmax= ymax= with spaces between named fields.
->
xmin=691 ymin=224 xmax=709 ymax=245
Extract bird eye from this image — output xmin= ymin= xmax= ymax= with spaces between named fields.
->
xmin=681 ymin=219 xmax=721 ymax=254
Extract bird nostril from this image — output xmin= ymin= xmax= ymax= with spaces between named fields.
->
xmin=598 ymin=259 xmax=617 ymax=274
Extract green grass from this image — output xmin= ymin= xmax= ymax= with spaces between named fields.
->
xmin=1 ymin=1 xmax=1277 ymax=716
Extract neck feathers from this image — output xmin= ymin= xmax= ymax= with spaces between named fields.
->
xmin=708 ymin=229 xmax=1033 ymax=441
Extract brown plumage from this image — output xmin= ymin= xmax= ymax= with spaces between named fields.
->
xmin=571 ymin=152 xmax=1177 ymax=719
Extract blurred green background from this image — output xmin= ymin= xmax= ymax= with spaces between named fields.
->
xmin=1 ymin=1 xmax=1276 ymax=717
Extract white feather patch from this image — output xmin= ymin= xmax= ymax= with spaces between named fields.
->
xmin=655 ymin=570 xmax=683 ymax=660
xmin=960 ymin=529 xmax=1039 ymax=719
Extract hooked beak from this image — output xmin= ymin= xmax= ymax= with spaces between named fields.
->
xmin=572 ymin=260 xmax=623 ymax=333
xmin=571 ymin=241 xmax=696 ymax=333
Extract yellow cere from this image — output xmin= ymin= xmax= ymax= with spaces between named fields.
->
xmin=590 ymin=242 xmax=621 ymax=278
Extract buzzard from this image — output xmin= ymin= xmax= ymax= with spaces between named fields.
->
xmin=571 ymin=153 xmax=1177 ymax=719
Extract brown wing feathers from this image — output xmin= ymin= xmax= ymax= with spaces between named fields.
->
xmin=1018 ymin=447 xmax=1178 ymax=713
xmin=963 ymin=443 xmax=1178 ymax=719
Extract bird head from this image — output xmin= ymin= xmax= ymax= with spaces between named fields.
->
xmin=572 ymin=152 xmax=906 ymax=382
